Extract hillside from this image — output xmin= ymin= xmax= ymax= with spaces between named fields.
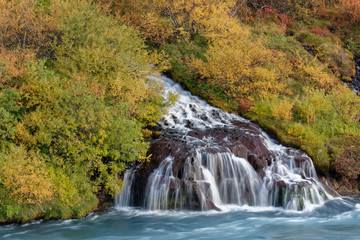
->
xmin=105 ymin=0 xmax=360 ymax=194
xmin=0 ymin=0 xmax=359 ymax=223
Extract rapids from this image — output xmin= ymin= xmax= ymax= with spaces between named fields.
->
xmin=1 ymin=199 xmax=360 ymax=240
xmin=117 ymin=76 xmax=332 ymax=211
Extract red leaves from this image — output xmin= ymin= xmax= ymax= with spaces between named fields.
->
xmin=311 ymin=26 xmax=331 ymax=37
xmin=331 ymin=138 xmax=360 ymax=180
xmin=258 ymin=5 xmax=292 ymax=29
xmin=237 ymin=98 xmax=254 ymax=113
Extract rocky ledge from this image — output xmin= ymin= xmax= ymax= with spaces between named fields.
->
xmin=131 ymin=121 xmax=321 ymax=210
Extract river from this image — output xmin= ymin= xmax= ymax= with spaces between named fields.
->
xmin=1 ymin=199 xmax=360 ymax=240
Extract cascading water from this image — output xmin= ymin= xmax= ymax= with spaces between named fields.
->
xmin=117 ymin=75 xmax=333 ymax=211
xmin=115 ymin=170 xmax=134 ymax=208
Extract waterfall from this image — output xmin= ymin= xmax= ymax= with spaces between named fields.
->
xmin=145 ymin=156 xmax=177 ymax=210
xmin=115 ymin=170 xmax=134 ymax=208
xmin=143 ymin=150 xmax=329 ymax=211
xmin=115 ymin=75 xmax=333 ymax=211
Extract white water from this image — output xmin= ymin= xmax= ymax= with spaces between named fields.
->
xmin=115 ymin=170 xmax=134 ymax=208
xmin=117 ymin=76 xmax=333 ymax=211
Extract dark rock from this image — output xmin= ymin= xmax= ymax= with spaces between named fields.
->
xmin=248 ymin=154 xmax=268 ymax=177
xmin=276 ymin=180 xmax=287 ymax=188
xmin=294 ymin=156 xmax=309 ymax=164
xmin=193 ymin=182 xmax=220 ymax=211
xmin=302 ymin=43 xmax=318 ymax=56
xmin=248 ymin=154 xmax=267 ymax=171
xmin=231 ymin=144 xmax=249 ymax=159
xmin=131 ymin=116 xmax=324 ymax=209
xmin=95 ymin=190 xmax=113 ymax=211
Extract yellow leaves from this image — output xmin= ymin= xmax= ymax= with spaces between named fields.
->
xmin=294 ymin=53 xmax=338 ymax=92
xmin=301 ymin=64 xmax=337 ymax=91
xmin=287 ymin=122 xmax=306 ymax=137
xmin=337 ymin=0 xmax=360 ymax=23
xmin=192 ymin=33 xmax=289 ymax=102
xmin=49 ymin=166 xmax=78 ymax=207
xmin=138 ymin=154 xmax=152 ymax=163
xmin=271 ymin=99 xmax=294 ymax=121
xmin=152 ymin=0 xmax=237 ymax=38
xmin=0 ymin=145 xmax=54 ymax=204
xmin=110 ymin=74 xmax=148 ymax=107
xmin=293 ymin=89 xmax=329 ymax=125
xmin=328 ymin=84 xmax=360 ymax=123
xmin=15 ymin=122 xmax=36 ymax=146
xmin=99 ymin=0 xmax=173 ymax=45
xmin=141 ymin=128 xmax=152 ymax=139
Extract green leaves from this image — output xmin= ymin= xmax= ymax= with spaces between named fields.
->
xmin=0 ymin=0 xmax=171 ymax=222
xmin=0 ymin=88 xmax=21 ymax=147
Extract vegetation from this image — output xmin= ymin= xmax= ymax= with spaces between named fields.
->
xmin=1 ymin=0 xmax=360 ymax=223
xmin=0 ymin=0 xmax=171 ymax=223
xmin=102 ymin=0 xmax=360 ymax=181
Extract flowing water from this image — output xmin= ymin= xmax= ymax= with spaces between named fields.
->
xmin=1 ymin=201 xmax=360 ymax=240
xmin=1 ymin=75 xmax=360 ymax=239
xmin=123 ymin=76 xmax=332 ymax=211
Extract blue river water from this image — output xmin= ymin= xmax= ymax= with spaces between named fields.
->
xmin=1 ymin=197 xmax=359 ymax=240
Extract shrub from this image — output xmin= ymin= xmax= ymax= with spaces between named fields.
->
xmin=0 ymin=145 xmax=54 ymax=204
xmin=271 ymin=98 xmax=294 ymax=121
xmin=0 ymin=0 xmax=59 ymax=55
xmin=331 ymin=138 xmax=360 ymax=180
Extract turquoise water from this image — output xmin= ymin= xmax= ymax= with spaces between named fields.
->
xmin=1 ymin=197 xmax=359 ymax=240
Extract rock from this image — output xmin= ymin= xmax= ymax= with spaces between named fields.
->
xmin=294 ymin=157 xmax=309 ymax=164
xmin=276 ymin=180 xmax=287 ymax=188
xmin=131 ymin=118 xmax=321 ymax=209
xmin=231 ymin=144 xmax=249 ymax=159
xmin=248 ymin=154 xmax=267 ymax=177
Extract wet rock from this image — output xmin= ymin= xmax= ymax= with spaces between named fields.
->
xmin=294 ymin=157 xmax=309 ymax=164
xmin=132 ymin=139 xmax=190 ymax=206
xmin=247 ymin=152 xmax=275 ymax=178
xmin=193 ymin=182 xmax=220 ymax=211
xmin=231 ymin=144 xmax=249 ymax=160
xmin=276 ymin=180 xmax=287 ymax=188
xmin=248 ymin=154 xmax=267 ymax=172
xmin=200 ymin=114 xmax=208 ymax=121
xmin=132 ymin=117 xmax=321 ymax=209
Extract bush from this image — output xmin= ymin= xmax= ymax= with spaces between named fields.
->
xmin=0 ymin=145 xmax=54 ymax=205
xmin=0 ymin=0 xmax=172 ymax=222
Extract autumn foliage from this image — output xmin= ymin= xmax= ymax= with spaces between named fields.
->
xmin=0 ymin=146 xmax=54 ymax=204
xmin=0 ymin=0 xmax=170 ymax=223
xmin=1 ymin=0 xmax=360 ymax=222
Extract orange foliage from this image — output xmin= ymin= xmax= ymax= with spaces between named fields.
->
xmin=0 ymin=48 xmax=35 ymax=85
xmin=317 ymin=0 xmax=360 ymax=25
xmin=338 ymin=0 xmax=360 ymax=23
xmin=0 ymin=0 xmax=60 ymax=87
xmin=0 ymin=0 xmax=59 ymax=54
